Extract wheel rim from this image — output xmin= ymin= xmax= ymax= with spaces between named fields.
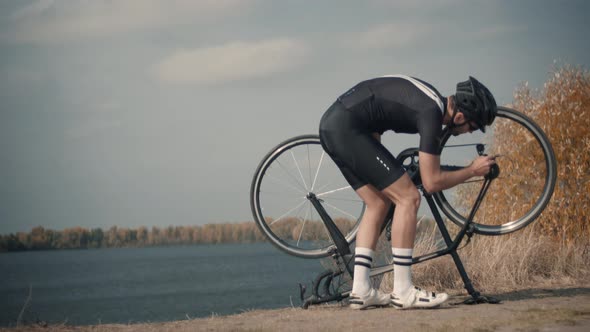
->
xmin=251 ymin=135 xmax=364 ymax=258
xmin=434 ymin=107 xmax=557 ymax=235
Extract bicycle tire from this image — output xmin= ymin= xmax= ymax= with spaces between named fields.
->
xmin=434 ymin=106 xmax=557 ymax=235
xmin=250 ymin=135 xmax=364 ymax=258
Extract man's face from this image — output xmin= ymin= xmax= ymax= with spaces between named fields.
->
xmin=450 ymin=122 xmax=476 ymax=136
xmin=450 ymin=112 xmax=480 ymax=136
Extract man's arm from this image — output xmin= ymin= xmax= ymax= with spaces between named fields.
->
xmin=419 ymin=152 xmax=496 ymax=193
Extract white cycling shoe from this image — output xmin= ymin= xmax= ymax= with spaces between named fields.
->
xmin=390 ymin=286 xmax=449 ymax=309
xmin=349 ymin=288 xmax=391 ymax=310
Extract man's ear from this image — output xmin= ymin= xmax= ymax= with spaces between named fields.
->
xmin=453 ymin=111 xmax=465 ymax=124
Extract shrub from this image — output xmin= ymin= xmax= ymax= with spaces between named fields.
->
xmin=511 ymin=65 xmax=590 ymax=241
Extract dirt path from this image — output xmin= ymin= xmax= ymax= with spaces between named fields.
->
xmin=3 ymin=286 xmax=590 ymax=332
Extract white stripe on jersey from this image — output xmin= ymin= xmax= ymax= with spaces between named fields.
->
xmin=381 ymin=75 xmax=445 ymax=114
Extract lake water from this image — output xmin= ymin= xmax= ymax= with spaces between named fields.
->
xmin=0 ymin=243 xmax=325 ymax=327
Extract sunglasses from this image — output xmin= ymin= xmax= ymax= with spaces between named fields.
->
xmin=455 ymin=120 xmax=480 ymax=131
xmin=467 ymin=121 xmax=480 ymax=131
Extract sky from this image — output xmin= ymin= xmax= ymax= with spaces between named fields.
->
xmin=0 ymin=0 xmax=589 ymax=234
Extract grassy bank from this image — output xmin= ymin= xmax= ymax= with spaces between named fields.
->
xmin=380 ymin=220 xmax=590 ymax=294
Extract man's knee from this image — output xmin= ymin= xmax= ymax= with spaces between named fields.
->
xmin=356 ymin=185 xmax=391 ymax=214
xmin=396 ymin=189 xmax=421 ymax=210
xmin=382 ymin=176 xmax=421 ymax=211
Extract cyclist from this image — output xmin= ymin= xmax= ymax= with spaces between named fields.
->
xmin=319 ymin=75 xmax=497 ymax=309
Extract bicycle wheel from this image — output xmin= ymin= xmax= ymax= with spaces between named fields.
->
xmin=434 ymin=106 xmax=557 ymax=235
xmin=250 ymin=135 xmax=364 ymax=258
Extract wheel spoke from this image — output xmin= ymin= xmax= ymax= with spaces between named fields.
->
xmin=291 ymin=150 xmax=309 ymax=191
xmin=259 ymin=191 xmax=306 ymax=202
xmin=307 ymin=145 xmax=313 ymax=192
xmin=263 ymin=172 xmax=308 ymax=195
xmin=320 ymin=197 xmax=363 ymax=203
xmin=316 ymin=185 xmax=353 ymax=198
xmin=296 ymin=204 xmax=311 ymax=246
xmin=269 ymin=199 xmax=308 ymax=226
xmin=323 ymin=201 xmax=359 ymax=220
xmin=311 ymin=151 xmax=325 ymax=191
xmin=275 ymin=160 xmax=308 ymax=193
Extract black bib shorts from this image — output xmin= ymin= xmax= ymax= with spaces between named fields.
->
xmin=319 ymin=101 xmax=405 ymax=191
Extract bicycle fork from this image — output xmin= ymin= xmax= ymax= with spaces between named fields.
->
xmin=307 ymin=192 xmax=354 ymax=276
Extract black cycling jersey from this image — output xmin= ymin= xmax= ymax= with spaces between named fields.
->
xmin=319 ymin=75 xmax=447 ymax=190
xmin=336 ymin=75 xmax=447 ymax=155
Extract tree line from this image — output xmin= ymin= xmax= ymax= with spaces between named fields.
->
xmin=0 ymin=222 xmax=268 ymax=252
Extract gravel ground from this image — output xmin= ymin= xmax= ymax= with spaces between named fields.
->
xmin=2 ymin=286 xmax=590 ymax=332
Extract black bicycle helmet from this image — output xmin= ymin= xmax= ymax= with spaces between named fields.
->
xmin=455 ymin=76 xmax=497 ymax=132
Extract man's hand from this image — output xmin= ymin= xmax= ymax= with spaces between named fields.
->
xmin=469 ymin=155 xmax=497 ymax=177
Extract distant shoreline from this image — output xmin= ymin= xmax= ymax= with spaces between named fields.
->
xmin=0 ymin=222 xmax=268 ymax=252
xmin=1 ymin=217 xmax=358 ymax=253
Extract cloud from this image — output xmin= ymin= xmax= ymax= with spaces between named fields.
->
xmin=353 ymin=23 xmax=432 ymax=49
xmin=152 ymin=38 xmax=310 ymax=85
xmin=349 ymin=20 xmax=526 ymax=50
xmin=0 ymin=66 xmax=45 ymax=99
xmin=0 ymin=66 xmax=44 ymax=83
xmin=471 ymin=25 xmax=528 ymax=39
xmin=66 ymin=118 xmax=123 ymax=140
xmin=10 ymin=0 xmax=56 ymax=21
xmin=2 ymin=0 xmax=252 ymax=43
xmin=369 ymin=0 xmax=467 ymax=7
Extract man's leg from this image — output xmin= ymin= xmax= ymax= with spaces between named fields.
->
xmin=381 ymin=174 xmax=421 ymax=296
xmin=348 ymin=184 xmax=391 ymax=309
xmin=354 ymin=185 xmax=391 ymax=250
xmin=381 ymin=174 xmax=449 ymax=309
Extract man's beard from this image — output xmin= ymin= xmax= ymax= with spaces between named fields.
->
xmin=449 ymin=126 xmax=462 ymax=136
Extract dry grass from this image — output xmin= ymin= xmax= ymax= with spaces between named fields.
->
xmin=378 ymin=218 xmax=590 ymax=294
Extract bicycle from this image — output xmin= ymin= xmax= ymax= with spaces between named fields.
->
xmin=250 ymin=106 xmax=557 ymax=308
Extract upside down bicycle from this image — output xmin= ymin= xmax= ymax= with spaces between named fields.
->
xmin=250 ymin=106 xmax=557 ymax=308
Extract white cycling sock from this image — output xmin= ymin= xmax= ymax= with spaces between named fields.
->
xmin=352 ymin=247 xmax=374 ymax=296
xmin=392 ymin=247 xmax=414 ymax=297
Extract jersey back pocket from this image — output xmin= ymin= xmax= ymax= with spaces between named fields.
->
xmin=337 ymin=84 xmax=374 ymax=109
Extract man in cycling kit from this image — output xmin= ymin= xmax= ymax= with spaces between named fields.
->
xmin=319 ymin=75 xmax=498 ymax=309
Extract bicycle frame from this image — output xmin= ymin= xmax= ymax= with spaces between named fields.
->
xmin=300 ymin=147 xmax=501 ymax=308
